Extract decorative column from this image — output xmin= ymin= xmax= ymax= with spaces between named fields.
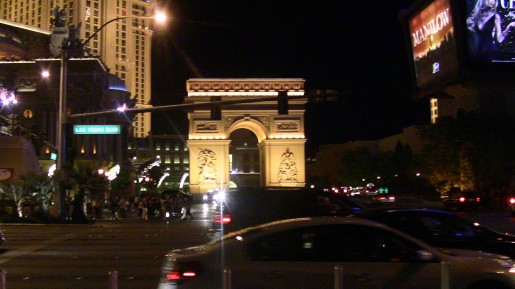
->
xmin=261 ymin=138 xmax=306 ymax=188
xmin=187 ymin=139 xmax=231 ymax=196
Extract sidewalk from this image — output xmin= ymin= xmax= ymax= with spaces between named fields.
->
xmin=91 ymin=203 xmax=209 ymax=224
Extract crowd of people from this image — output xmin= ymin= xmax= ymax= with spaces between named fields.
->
xmin=84 ymin=193 xmax=194 ymax=221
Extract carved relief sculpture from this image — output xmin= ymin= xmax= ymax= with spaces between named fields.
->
xmin=197 ymin=148 xmax=217 ymax=181
xmin=277 ymin=149 xmax=298 ymax=181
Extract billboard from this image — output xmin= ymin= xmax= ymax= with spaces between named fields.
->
xmin=408 ymin=0 xmax=459 ymax=89
xmin=465 ymin=0 xmax=515 ymax=65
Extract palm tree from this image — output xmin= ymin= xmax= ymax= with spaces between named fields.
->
xmin=32 ymin=173 xmax=55 ymax=215
xmin=0 ymin=177 xmax=35 ymax=218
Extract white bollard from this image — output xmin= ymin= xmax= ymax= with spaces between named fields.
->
xmin=109 ymin=270 xmax=118 ymax=289
xmin=0 ymin=269 xmax=5 ymax=289
xmin=441 ymin=261 xmax=450 ymax=289
xmin=334 ymin=265 xmax=343 ymax=289
xmin=223 ymin=267 xmax=232 ymax=289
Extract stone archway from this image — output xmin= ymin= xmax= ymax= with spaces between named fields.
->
xmin=228 ymin=128 xmax=260 ymax=188
xmin=186 ymin=78 xmax=307 ymax=196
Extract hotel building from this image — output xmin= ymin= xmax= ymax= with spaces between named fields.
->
xmin=0 ymin=0 xmax=156 ymax=137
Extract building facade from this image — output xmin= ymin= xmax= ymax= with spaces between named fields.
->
xmin=128 ymin=134 xmax=190 ymax=194
xmin=0 ymin=19 xmax=133 ymax=179
xmin=0 ymin=0 xmax=156 ymax=138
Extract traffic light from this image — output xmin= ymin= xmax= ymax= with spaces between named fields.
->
xmin=210 ymin=96 xmax=221 ymax=120
xmin=278 ymin=90 xmax=288 ymax=115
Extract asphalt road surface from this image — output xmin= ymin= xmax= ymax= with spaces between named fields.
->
xmin=0 ymin=203 xmax=216 ymax=289
xmin=0 ymin=201 xmax=513 ymax=289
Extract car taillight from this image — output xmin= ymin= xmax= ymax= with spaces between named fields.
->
xmin=214 ymin=214 xmax=232 ymax=224
xmin=459 ymin=197 xmax=466 ymax=202
xmin=389 ymin=196 xmax=395 ymax=200
xmin=165 ymin=262 xmax=201 ymax=284
xmin=475 ymin=197 xmax=481 ymax=202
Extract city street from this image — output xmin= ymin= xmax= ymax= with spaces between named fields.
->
xmin=0 ymin=201 xmax=513 ymax=289
xmin=0 ymin=203 xmax=216 ymax=289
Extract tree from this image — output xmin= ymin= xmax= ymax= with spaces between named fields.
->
xmin=110 ymin=167 xmax=132 ymax=197
xmin=31 ymin=173 xmax=54 ymax=215
xmin=338 ymin=146 xmax=378 ymax=186
xmin=0 ymin=176 xmax=35 ymax=217
xmin=419 ymin=111 xmax=514 ymax=206
xmin=337 ymin=143 xmax=436 ymax=199
xmin=72 ymin=160 xmax=112 ymax=197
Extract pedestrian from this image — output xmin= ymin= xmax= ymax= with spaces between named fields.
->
xmin=181 ymin=194 xmax=193 ymax=220
xmin=109 ymin=197 xmax=119 ymax=220
xmin=141 ymin=198 xmax=149 ymax=221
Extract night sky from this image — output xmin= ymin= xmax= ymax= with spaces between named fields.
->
xmin=150 ymin=0 xmax=429 ymax=156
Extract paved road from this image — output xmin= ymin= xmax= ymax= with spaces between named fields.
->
xmin=0 ymin=203 xmax=217 ymax=289
xmin=0 ymin=200 xmax=513 ymax=289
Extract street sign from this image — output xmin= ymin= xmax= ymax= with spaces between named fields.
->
xmin=73 ymin=125 xmax=121 ymax=135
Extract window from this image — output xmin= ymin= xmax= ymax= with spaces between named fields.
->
xmin=246 ymin=224 xmax=421 ymax=263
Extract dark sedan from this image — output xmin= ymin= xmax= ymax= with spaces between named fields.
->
xmin=443 ymin=190 xmax=482 ymax=211
xmin=353 ymin=208 xmax=515 ymax=258
xmin=211 ymin=188 xmax=365 ymax=234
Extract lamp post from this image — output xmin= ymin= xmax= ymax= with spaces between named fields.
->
xmin=54 ymin=12 xmax=167 ymax=221
xmin=0 ymin=88 xmax=19 ymax=135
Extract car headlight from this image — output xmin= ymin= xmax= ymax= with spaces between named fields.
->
xmin=492 ymin=257 xmax=515 ymax=272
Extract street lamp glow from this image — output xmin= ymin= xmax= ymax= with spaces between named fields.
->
xmin=0 ymin=88 xmax=16 ymax=106
xmin=41 ymin=70 xmax=50 ymax=78
xmin=117 ymin=103 xmax=128 ymax=112
xmin=154 ymin=11 xmax=167 ymax=24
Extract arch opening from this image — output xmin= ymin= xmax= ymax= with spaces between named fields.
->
xmin=229 ymin=128 xmax=260 ymax=188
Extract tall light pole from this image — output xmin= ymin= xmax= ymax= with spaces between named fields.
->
xmin=54 ymin=12 xmax=167 ymax=221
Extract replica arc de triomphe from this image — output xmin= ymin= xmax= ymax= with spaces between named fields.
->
xmin=186 ymin=78 xmax=307 ymax=196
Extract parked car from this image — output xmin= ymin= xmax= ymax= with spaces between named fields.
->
xmin=353 ymin=208 xmax=515 ymax=258
xmin=158 ymin=217 xmax=515 ymax=289
xmin=443 ymin=190 xmax=482 ymax=211
xmin=211 ymin=187 xmax=364 ymax=234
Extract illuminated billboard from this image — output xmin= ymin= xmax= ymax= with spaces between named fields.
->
xmin=408 ymin=0 xmax=459 ymax=88
xmin=465 ymin=0 xmax=515 ymax=65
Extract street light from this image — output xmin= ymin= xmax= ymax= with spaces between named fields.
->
xmin=54 ymin=11 xmax=167 ymax=221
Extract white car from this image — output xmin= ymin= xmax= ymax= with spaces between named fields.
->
xmin=158 ymin=217 xmax=515 ymax=289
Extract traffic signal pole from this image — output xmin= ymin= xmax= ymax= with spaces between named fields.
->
xmin=55 ymin=49 xmax=68 ymax=222
xmin=67 ymin=92 xmax=336 ymax=120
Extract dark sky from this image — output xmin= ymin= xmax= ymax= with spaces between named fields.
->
xmin=150 ymin=0 xmax=429 ymax=156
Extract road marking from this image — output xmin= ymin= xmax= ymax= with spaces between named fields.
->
xmin=0 ymin=232 xmax=78 ymax=265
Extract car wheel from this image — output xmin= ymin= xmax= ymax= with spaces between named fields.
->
xmin=468 ymin=281 xmax=511 ymax=289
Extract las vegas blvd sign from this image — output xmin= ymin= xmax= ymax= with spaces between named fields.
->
xmin=73 ymin=125 xmax=121 ymax=135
